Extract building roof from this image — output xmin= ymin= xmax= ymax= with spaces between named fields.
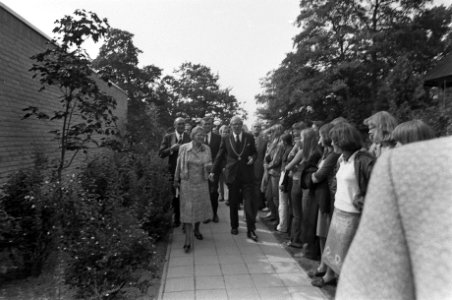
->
xmin=424 ymin=53 xmax=452 ymax=88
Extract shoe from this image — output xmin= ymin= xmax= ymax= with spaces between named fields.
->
xmin=247 ymin=230 xmax=258 ymax=242
xmin=225 ymin=200 xmax=229 ymax=206
xmin=173 ymin=221 xmax=180 ymax=228
xmin=194 ymin=232 xmax=203 ymax=240
xmin=283 ymin=241 xmax=303 ymax=249
xmin=183 ymin=244 xmax=191 ymax=253
xmin=261 ymin=207 xmax=269 ymax=212
xmin=231 ymin=228 xmax=238 ymax=235
xmin=311 ymin=277 xmax=337 ymax=287
xmin=212 ymin=215 xmax=219 ymax=223
xmin=219 ymin=197 xmax=224 ymax=202
xmin=307 ymin=269 xmax=327 ymax=278
xmin=203 ymin=219 xmax=211 ymax=224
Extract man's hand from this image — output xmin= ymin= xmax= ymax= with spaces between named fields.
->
xmin=171 ymin=143 xmax=180 ymax=151
xmin=208 ymin=173 xmax=215 ymax=182
xmin=246 ymin=156 xmax=254 ymax=165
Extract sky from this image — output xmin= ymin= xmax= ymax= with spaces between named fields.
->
xmin=0 ymin=0 xmax=301 ymax=126
xmin=2 ymin=0 xmax=450 ymax=126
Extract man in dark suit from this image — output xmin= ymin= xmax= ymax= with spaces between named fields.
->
xmin=201 ymin=116 xmax=222 ymax=223
xmin=209 ymin=116 xmax=258 ymax=241
xmin=159 ymin=117 xmax=191 ymax=227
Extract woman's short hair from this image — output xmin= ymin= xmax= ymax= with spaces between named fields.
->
xmin=364 ymin=111 xmax=398 ymax=144
xmin=190 ymin=126 xmax=205 ymax=140
xmin=300 ymin=128 xmax=319 ymax=160
xmin=392 ymin=120 xmax=436 ymax=145
xmin=319 ymin=123 xmax=335 ymax=147
xmin=330 ymin=122 xmax=363 ymax=153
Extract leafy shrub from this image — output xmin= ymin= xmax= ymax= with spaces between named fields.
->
xmin=0 ymin=155 xmax=55 ymax=278
xmin=61 ymin=151 xmax=171 ymax=298
xmin=62 ymin=184 xmax=154 ymax=299
xmin=81 ymin=151 xmax=172 ymax=241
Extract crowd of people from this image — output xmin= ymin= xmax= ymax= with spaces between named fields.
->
xmin=159 ymin=112 xmax=450 ymax=298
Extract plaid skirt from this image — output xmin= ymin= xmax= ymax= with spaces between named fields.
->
xmin=323 ymin=208 xmax=360 ymax=274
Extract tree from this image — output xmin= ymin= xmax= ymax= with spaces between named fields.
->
xmin=166 ymin=62 xmax=246 ymax=124
xmin=256 ymin=0 xmax=452 ymax=127
xmin=25 ymin=9 xmax=117 ymax=182
xmin=92 ymin=28 xmax=163 ymax=150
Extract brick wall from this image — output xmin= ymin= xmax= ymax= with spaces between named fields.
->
xmin=0 ymin=4 xmax=128 ymax=184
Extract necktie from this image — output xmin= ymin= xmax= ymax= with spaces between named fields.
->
xmin=235 ymin=135 xmax=241 ymax=149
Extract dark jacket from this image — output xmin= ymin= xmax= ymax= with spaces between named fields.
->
xmin=311 ymin=150 xmax=340 ymax=214
xmin=158 ymin=132 xmax=191 ymax=176
xmin=352 ymin=150 xmax=376 ymax=211
xmin=212 ymin=132 xmax=257 ymax=184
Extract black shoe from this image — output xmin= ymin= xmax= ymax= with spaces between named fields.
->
xmin=173 ymin=221 xmax=181 ymax=228
xmin=247 ymin=230 xmax=258 ymax=242
xmin=203 ymin=219 xmax=211 ymax=224
xmin=225 ymin=200 xmax=229 ymax=206
xmin=231 ymin=228 xmax=238 ymax=235
xmin=212 ymin=215 xmax=219 ymax=223
xmin=194 ymin=231 xmax=203 ymax=240
xmin=183 ymin=244 xmax=191 ymax=253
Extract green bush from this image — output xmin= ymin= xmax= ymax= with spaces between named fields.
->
xmin=0 ymin=155 xmax=56 ymax=278
xmin=60 ymin=151 xmax=172 ymax=298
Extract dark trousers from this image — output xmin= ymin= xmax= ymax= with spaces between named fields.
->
xmin=228 ymin=180 xmax=256 ymax=231
xmin=208 ymin=177 xmax=219 ymax=217
xmin=254 ymin=176 xmax=265 ymax=210
xmin=169 ymin=173 xmax=180 ymax=224
xmin=171 ymin=185 xmax=180 ymax=224
xmin=290 ymin=179 xmax=302 ymax=244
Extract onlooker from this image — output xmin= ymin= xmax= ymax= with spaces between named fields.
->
xmin=312 ymin=122 xmax=375 ymax=287
xmin=252 ymin=121 xmax=267 ymax=211
xmin=297 ymin=128 xmax=322 ymax=259
xmin=184 ymin=122 xmax=193 ymax=135
xmin=364 ymin=111 xmax=397 ymax=157
xmin=392 ymin=119 xmax=435 ymax=146
xmin=307 ymin=123 xmax=340 ymax=278
xmin=276 ymin=133 xmax=293 ymax=233
xmin=174 ymin=126 xmax=212 ymax=253
xmin=265 ymin=124 xmax=284 ymax=226
xmin=201 ymin=117 xmax=222 ymax=223
xmin=159 ymin=117 xmax=191 ymax=227
xmin=284 ymin=121 xmax=308 ymax=248
xmin=337 ymin=136 xmax=452 ymax=300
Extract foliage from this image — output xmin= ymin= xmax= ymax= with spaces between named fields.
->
xmin=92 ymin=28 xmax=164 ymax=150
xmin=256 ymin=0 xmax=452 ymax=129
xmin=0 ymin=154 xmax=55 ymax=278
xmin=24 ymin=10 xmax=118 ymax=181
xmin=61 ymin=180 xmax=154 ymax=300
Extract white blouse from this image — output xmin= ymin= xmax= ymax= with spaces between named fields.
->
xmin=334 ymin=151 xmax=360 ymax=214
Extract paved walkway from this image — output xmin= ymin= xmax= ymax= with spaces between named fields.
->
xmin=158 ymin=202 xmax=328 ymax=300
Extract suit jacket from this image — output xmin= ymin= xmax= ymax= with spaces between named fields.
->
xmin=337 ymin=136 xmax=452 ymax=300
xmin=212 ymin=132 xmax=257 ymax=184
xmin=158 ymin=131 xmax=191 ymax=175
xmin=205 ymin=132 xmax=221 ymax=161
